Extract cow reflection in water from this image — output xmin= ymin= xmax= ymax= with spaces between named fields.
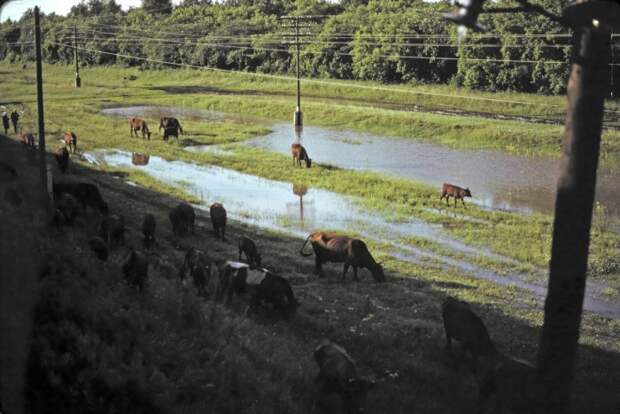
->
xmin=132 ymin=153 xmax=150 ymax=166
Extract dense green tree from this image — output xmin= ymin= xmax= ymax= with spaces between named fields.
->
xmin=0 ymin=0 xmax=579 ymax=95
xmin=142 ymin=0 xmax=173 ymax=14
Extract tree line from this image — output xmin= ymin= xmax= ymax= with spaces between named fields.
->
xmin=1 ymin=0 xmax=610 ymax=95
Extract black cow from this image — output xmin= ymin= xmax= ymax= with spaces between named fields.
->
xmin=142 ymin=213 xmax=156 ymax=246
xmin=169 ymin=202 xmax=195 ymax=235
xmin=442 ymin=296 xmax=497 ymax=372
xmin=218 ymin=261 xmax=298 ymax=317
xmin=314 ymin=340 xmax=375 ymax=414
xmin=122 ymin=249 xmax=149 ymax=291
xmin=53 ymin=180 xmax=108 ymax=214
xmin=159 ymin=117 xmax=183 ymax=141
xmin=238 ymin=236 xmax=261 ymax=268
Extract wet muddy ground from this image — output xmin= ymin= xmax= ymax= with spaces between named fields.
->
xmin=87 ymin=149 xmax=620 ymax=318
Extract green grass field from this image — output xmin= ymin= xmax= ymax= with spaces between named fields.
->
xmin=3 ymin=64 xmax=620 ymax=168
xmin=1 ymin=63 xmax=618 ymax=290
xmin=2 ymin=63 xmax=619 ymax=413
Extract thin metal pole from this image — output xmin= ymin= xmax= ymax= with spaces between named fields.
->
xmin=74 ymin=25 xmax=81 ymax=87
xmin=537 ymin=23 xmax=610 ymax=413
xmin=34 ymin=6 xmax=49 ymax=205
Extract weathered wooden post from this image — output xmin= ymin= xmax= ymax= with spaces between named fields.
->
xmin=537 ymin=1 xmax=620 ymax=412
xmin=74 ymin=25 xmax=81 ymax=87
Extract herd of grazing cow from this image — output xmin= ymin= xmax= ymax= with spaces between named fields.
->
xmin=0 ymin=110 xmax=509 ymax=411
xmin=128 ymin=116 xmax=184 ymax=141
xmin=46 ymin=173 xmax=519 ymax=412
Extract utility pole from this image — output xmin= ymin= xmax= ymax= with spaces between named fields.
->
xmin=74 ymin=25 xmax=81 ymax=87
xmin=34 ymin=6 xmax=50 ymax=206
xmin=279 ymin=15 xmax=324 ymax=137
xmin=537 ymin=1 xmax=619 ymax=412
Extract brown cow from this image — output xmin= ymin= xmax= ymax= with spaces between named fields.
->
xmin=210 ymin=202 xmax=227 ymax=241
xmin=129 ymin=117 xmax=151 ymax=139
xmin=440 ymin=183 xmax=472 ymax=207
xmin=63 ymin=131 xmax=77 ymax=153
xmin=300 ymin=232 xmax=385 ymax=282
xmin=291 ymin=143 xmax=312 ymax=168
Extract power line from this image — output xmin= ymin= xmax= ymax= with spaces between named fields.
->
xmin=72 ymin=28 xmax=573 ymax=50
xmin=64 ymin=36 xmax=569 ymax=66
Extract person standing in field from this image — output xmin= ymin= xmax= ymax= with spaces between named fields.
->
xmin=2 ymin=113 xmax=9 ymax=135
xmin=10 ymin=110 xmax=20 ymax=134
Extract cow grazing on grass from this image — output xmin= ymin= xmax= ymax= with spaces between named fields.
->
xmin=291 ymin=143 xmax=312 ymax=168
xmin=238 ymin=236 xmax=261 ymax=268
xmin=218 ymin=261 xmax=299 ymax=317
xmin=314 ymin=340 xmax=375 ymax=414
xmin=180 ymin=248 xmax=211 ymax=297
xmin=441 ymin=296 xmax=497 ymax=373
xmin=122 ymin=249 xmax=149 ymax=291
xmin=142 ymin=213 xmax=156 ymax=246
xmin=210 ymin=202 xmax=227 ymax=241
xmin=300 ymin=232 xmax=385 ymax=282
xmin=55 ymin=147 xmax=69 ymax=173
xmin=2 ymin=113 xmax=9 ymax=135
xmin=159 ymin=117 xmax=183 ymax=141
xmin=88 ymin=237 xmax=109 ymax=261
xmin=10 ymin=110 xmax=19 ymax=133
xmin=55 ymin=193 xmax=81 ymax=225
xmin=53 ymin=180 xmax=108 ymax=214
xmin=440 ymin=183 xmax=472 ymax=207
xmin=99 ymin=214 xmax=125 ymax=247
xmin=21 ymin=133 xmax=35 ymax=148
xmin=63 ymin=131 xmax=77 ymax=153
xmin=169 ymin=202 xmax=195 ymax=235
xmin=129 ymin=117 xmax=151 ymax=139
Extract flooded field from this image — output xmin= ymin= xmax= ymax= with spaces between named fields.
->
xmin=87 ymin=149 xmax=620 ymax=318
xmin=102 ymin=106 xmax=620 ymax=222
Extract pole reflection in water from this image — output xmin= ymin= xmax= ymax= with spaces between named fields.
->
xmin=292 ymin=183 xmax=308 ymax=226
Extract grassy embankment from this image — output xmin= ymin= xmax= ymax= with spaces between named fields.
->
xmin=1 ymin=135 xmax=615 ymax=414
xmin=1 ymin=63 xmax=619 ymax=292
xmin=2 ymin=66 xmax=618 ymax=413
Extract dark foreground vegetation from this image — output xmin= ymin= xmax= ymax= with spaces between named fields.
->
xmin=0 ymin=129 xmax=618 ymax=413
xmin=4 ymin=0 xmax=618 ymax=96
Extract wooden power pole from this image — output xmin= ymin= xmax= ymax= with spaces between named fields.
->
xmin=279 ymin=15 xmax=324 ymax=135
xmin=537 ymin=1 xmax=620 ymax=412
xmin=74 ymin=25 xmax=81 ymax=87
xmin=34 ymin=6 xmax=49 ymax=205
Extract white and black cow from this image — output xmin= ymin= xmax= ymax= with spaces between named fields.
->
xmin=218 ymin=261 xmax=299 ymax=316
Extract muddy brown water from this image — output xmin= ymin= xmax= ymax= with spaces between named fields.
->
xmin=85 ymin=149 xmax=620 ymax=318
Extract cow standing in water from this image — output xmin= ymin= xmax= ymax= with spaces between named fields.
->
xmin=129 ymin=118 xmax=151 ymax=139
xmin=440 ymin=183 xmax=472 ymax=207
xmin=159 ymin=117 xmax=183 ymax=141
xmin=291 ymin=143 xmax=311 ymax=168
xmin=63 ymin=131 xmax=77 ymax=153
xmin=2 ymin=113 xmax=9 ymax=135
